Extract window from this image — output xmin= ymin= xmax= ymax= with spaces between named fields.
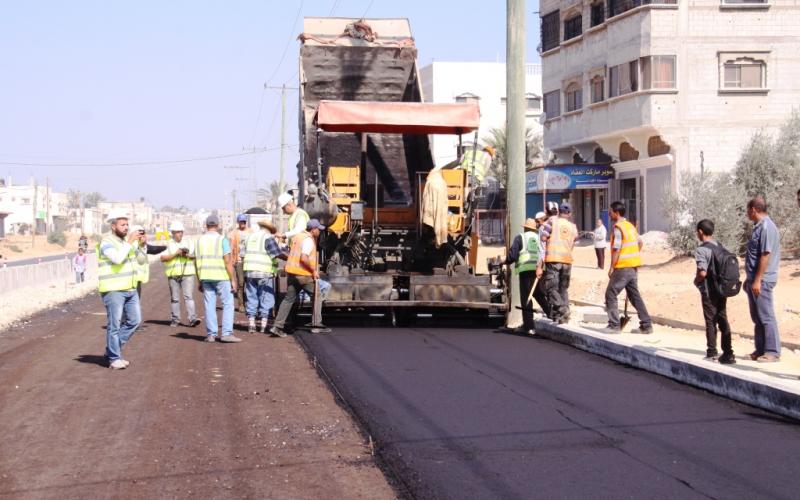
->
xmin=723 ymin=58 xmax=765 ymax=89
xmin=609 ymin=60 xmax=638 ymax=97
xmin=526 ymin=95 xmax=541 ymax=111
xmin=565 ymin=83 xmax=582 ymax=112
xmin=500 ymin=97 xmax=507 ymax=105
xmin=541 ymin=10 xmax=560 ymax=52
xmin=591 ymin=2 xmax=605 ymax=27
xmin=641 ymin=55 xmax=676 ymax=89
xmin=564 ymin=15 xmax=582 ymax=41
xmin=590 ymin=75 xmax=605 ymax=103
xmin=543 ymin=90 xmax=560 ymax=119
xmin=21 ymin=198 xmax=30 ymax=205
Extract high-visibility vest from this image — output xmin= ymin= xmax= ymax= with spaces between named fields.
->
xmin=288 ymin=208 xmax=310 ymax=235
xmin=515 ymin=231 xmax=540 ymax=274
xmin=96 ymin=236 xmax=137 ymax=293
xmin=285 ymin=232 xmax=316 ymax=277
xmin=458 ymin=149 xmax=491 ymax=183
xmin=544 ymin=217 xmax=577 ymax=264
xmin=196 ymin=233 xmax=229 ymax=281
xmin=132 ymin=241 xmax=150 ymax=284
xmin=164 ymin=239 xmax=196 ymax=277
xmin=612 ymin=219 xmax=642 ymax=269
xmin=243 ymin=230 xmax=278 ymax=275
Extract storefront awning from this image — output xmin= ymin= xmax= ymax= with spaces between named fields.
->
xmin=526 ymin=164 xmax=614 ymax=193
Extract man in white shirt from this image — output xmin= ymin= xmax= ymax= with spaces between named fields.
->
xmin=593 ymin=218 xmax=608 ymax=269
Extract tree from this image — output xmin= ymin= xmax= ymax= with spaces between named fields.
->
xmin=66 ymin=189 xmax=82 ymax=209
xmin=482 ymin=126 xmax=543 ymax=187
xmin=734 ymin=110 xmax=800 ymax=245
xmin=83 ymin=192 xmax=105 ymax=208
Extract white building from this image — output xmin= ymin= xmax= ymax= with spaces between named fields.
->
xmin=0 ymin=178 xmax=69 ymax=235
xmin=538 ymin=0 xmax=800 ymax=232
xmin=97 ymin=201 xmax=154 ymax=230
xmin=420 ymin=62 xmax=544 ymax=167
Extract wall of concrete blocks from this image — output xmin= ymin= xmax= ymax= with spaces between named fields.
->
xmin=0 ymin=255 xmax=98 ymax=297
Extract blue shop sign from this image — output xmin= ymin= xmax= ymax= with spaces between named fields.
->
xmin=526 ymin=164 xmax=614 ymax=193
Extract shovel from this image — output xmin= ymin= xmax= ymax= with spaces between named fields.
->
xmin=619 ymin=295 xmax=631 ymax=331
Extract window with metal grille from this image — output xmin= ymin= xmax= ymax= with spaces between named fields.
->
xmin=543 ymin=90 xmax=560 ymax=119
xmin=564 ymin=15 xmax=582 ymax=41
xmin=541 ymin=10 xmax=560 ymax=52
xmin=591 ymin=2 xmax=605 ymax=26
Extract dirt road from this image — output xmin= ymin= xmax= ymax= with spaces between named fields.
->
xmin=0 ymin=272 xmax=395 ymax=499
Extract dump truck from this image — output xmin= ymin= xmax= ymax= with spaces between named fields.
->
xmin=296 ymin=17 xmax=508 ymax=322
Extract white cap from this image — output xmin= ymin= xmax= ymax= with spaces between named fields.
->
xmin=278 ymin=192 xmax=294 ymax=208
xmin=106 ymin=209 xmax=129 ymax=223
xmin=169 ymin=221 xmax=185 ymax=232
xmin=130 ymin=224 xmax=144 ymax=233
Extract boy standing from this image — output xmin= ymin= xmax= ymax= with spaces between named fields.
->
xmin=694 ymin=219 xmax=735 ymax=364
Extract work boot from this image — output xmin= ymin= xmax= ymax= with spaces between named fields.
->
xmin=219 ymin=335 xmax=243 ymax=343
xmin=269 ymin=327 xmax=287 ymax=338
xmin=260 ymin=318 xmax=268 ymax=334
xmin=248 ymin=317 xmax=256 ymax=334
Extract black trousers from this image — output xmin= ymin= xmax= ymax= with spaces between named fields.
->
xmin=595 ymin=248 xmax=605 ymax=269
xmin=519 ymin=271 xmax=536 ymax=331
xmin=701 ymin=291 xmax=733 ymax=356
xmin=605 ymin=268 xmax=651 ymax=329
xmin=543 ymin=263 xmax=571 ymax=320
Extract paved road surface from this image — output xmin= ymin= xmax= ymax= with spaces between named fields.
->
xmin=300 ymin=327 xmax=800 ymax=500
xmin=0 ymin=272 xmax=394 ymax=499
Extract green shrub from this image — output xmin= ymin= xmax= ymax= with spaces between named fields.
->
xmin=8 ymin=244 xmax=21 ymax=253
xmin=47 ymin=231 xmax=67 ymax=247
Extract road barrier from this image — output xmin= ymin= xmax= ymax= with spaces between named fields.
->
xmin=0 ymin=254 xmax=98 ymax=296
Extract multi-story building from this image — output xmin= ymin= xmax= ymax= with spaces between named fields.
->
xmin=97 ymin=201 xmax=154 ymax=230
xmin=538 ymin=0 xmax=800 ymax=232
xmin=420 ymin=62 xmax=544 ymax=167
xmin=0 ymin=177 xmax=69 ymax=235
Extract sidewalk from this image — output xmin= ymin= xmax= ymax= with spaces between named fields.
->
xmin=532 ymin=306 xmax=800 ymax=421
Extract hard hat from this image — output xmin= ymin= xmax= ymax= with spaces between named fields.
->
xmin=130 ymin=224 xmax=144 ymax=233
xmin=169 ymin=221 xmax=185 ymax=232
xmin=483 ymin=146 xmax=496 ymax=156
xmin=278 ymin=192 xmax=294 ymax=208
xmin=236 ymin=214 xmax=248 ymax=223
xmin=106 ymin=209 xmax=129 ymax=223
xmin=534 ymin=211 xmax=546 ymax=221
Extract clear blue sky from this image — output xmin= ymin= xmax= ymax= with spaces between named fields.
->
xmin=0 ymin=0 xmax=540 ymax=209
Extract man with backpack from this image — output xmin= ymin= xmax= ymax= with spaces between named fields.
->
xmin=694 ymin=219 xmax=737 ymax=364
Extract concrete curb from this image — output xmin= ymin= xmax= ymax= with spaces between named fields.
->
xmin=534 ymin=319 xmax=800 ymax=422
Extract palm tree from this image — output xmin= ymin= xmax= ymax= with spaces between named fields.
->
xmin=482 ymin=126 xmax=543 ymax=187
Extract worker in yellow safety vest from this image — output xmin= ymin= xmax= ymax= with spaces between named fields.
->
xmin=196 ymin=214 xmax=242 ymax=343
xmin=277 ymin=192 xmax=310 ymax=243
xmin=601 ymin=201 xmax=653 ymax=334
xmin=506 ymin=217 xmax=543 ymax=334
xmin=457 ymin=145 xmax=494 ymax=185
xmin=97 ymin=209 xmax=147 ymax=370
xmin=270 ymin=219 xmax=330 ymax=338
xmin=242 ymin=220 xmax=287 ymax=334
xmin=160 ymin=220 xmax=200 ymax=328
xmin=539 ymin=201 xmax=579 ymax=324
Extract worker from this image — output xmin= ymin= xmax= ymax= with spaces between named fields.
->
xmin=602 ymin=201 xmax=653 ymax=334
xmin=506 ymin=217 xmax=541 ymax=335
xmin=97 ymin=209 xmax=147 ymax=370
xmin=196 ymin=215 xmax=242 ymax=343
xmin=228 ymin=214 xmax=251 ymax=312
xmin=161 ymin=221 xmax=201 ymax=328
xmin=129 ymin=224 xmax=166 ymax=331
xmin=243 ymin=219 xmax=286 ymax=333
xmin=540 ymin=202 xmax=578 ymax=324
xmin=532 ymin=211 xmax=551 ymax=319
xmin=278 ymin=192 xmax=310 ymax=242
xmin=270 ymin=219 xmax=330 ymax=338
xmin=457 ymin=145 xmax=494 ymax=185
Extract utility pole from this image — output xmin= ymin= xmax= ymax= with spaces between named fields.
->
xmin=506 ymin=0 xmax=526 ymax=328
xmin=45 ymin=177 xmax=50 ymax=236
xmin=31 ymin=179 xmax=38 ymax=247
xmin=232 ymin=189 xmax=238 ymax=215
xmin=280 ymin=84 xmax=287 ymax=194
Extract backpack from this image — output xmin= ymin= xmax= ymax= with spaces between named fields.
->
xmin=703 ymin=242 xmax=742 ymax=298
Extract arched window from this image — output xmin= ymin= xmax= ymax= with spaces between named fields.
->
xmin=565 ymin=83 xmax=582 ymax=112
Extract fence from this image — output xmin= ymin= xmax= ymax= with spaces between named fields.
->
xmin=0 ymin=254 xmax=98 ymax=296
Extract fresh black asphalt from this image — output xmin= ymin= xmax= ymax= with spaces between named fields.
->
xmin=299 ymin=327 xmax=800 ymax=500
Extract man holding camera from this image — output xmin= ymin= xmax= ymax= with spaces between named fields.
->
xmin=161 ymin=221 xmax=201 ymax=328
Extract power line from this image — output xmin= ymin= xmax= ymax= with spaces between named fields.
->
xmin=329 ymin=0 xmax=341 ymax=16
xmin=0 ymin=145 xmax=296 ymax=168
xmin=361 ymin=0 xmax=375 ymax=19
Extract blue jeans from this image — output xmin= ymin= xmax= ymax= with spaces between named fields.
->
xmin=245 ymin=276 xmax=275 ymax=319
xmin=102 ymin=290 xmax=141 ymax=362
xmin=745 ymin=280 xmax=781 ymax=356
xmin=298 ymin=279 xmax=331 ymax=302
xmin=202 ymin=280 xmax=234 ymax=338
